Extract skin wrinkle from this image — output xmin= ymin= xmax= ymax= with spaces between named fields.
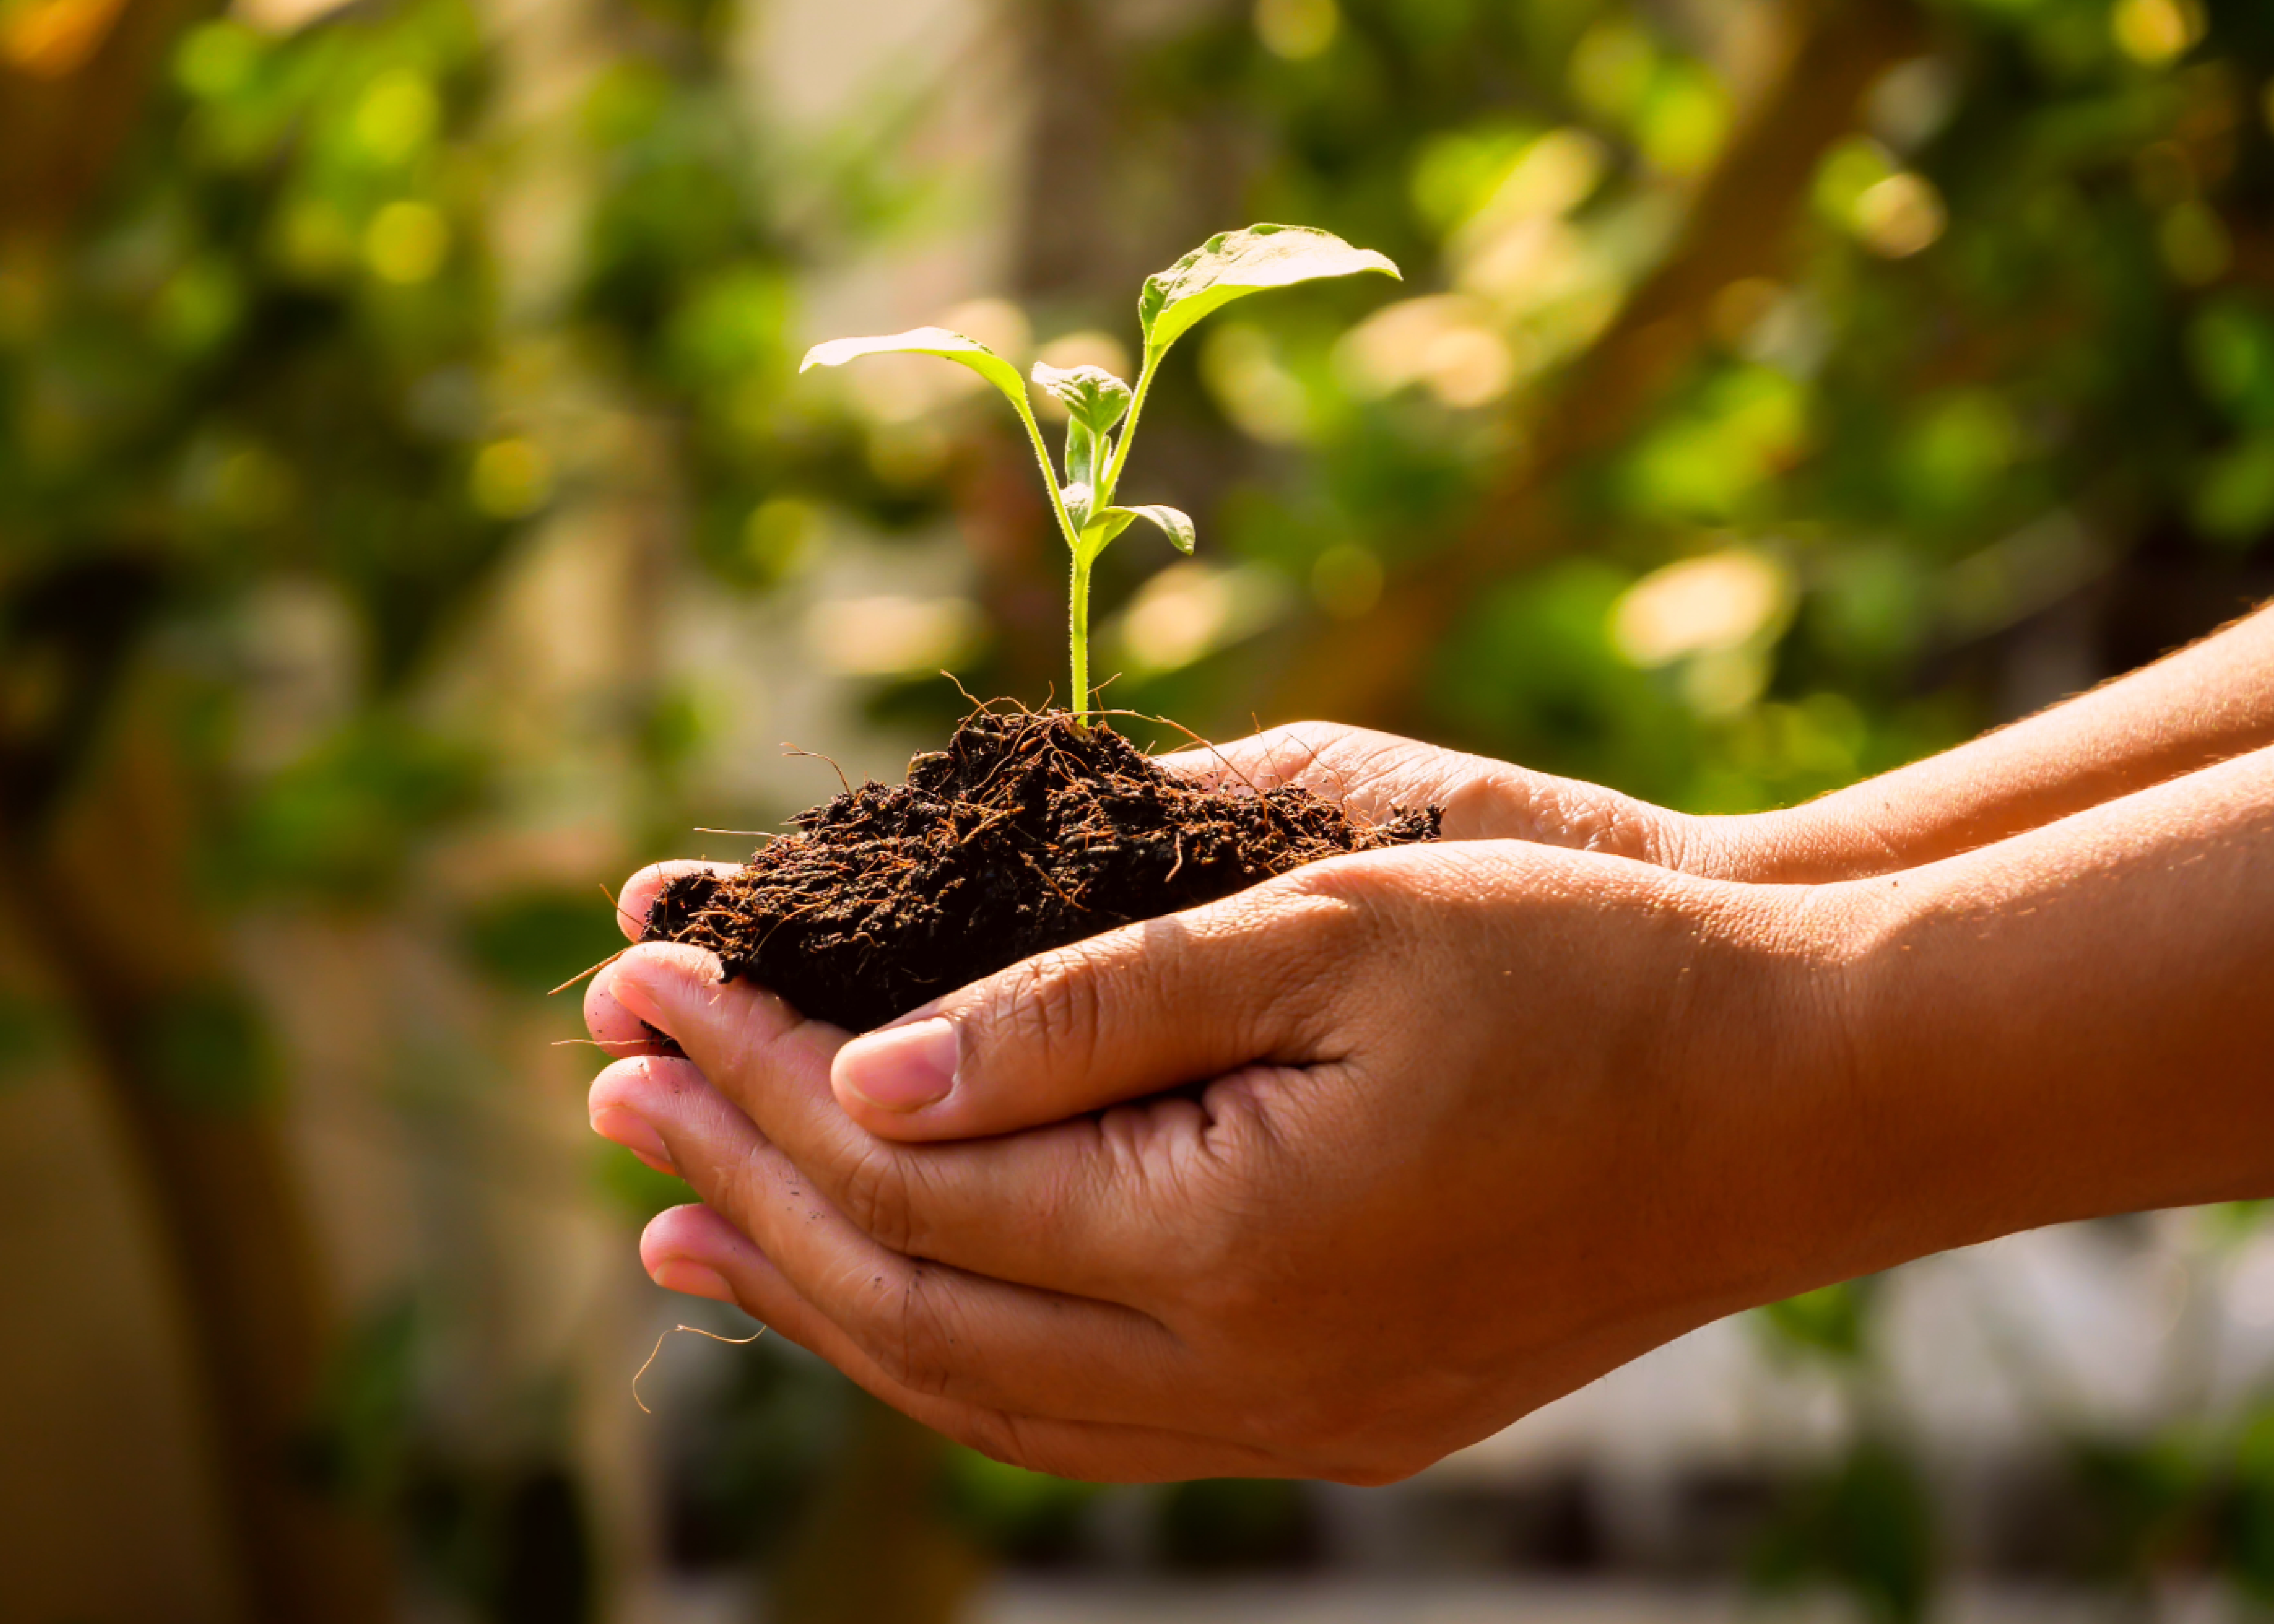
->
xmin=838 ymin=1132 xmax=917 ymax=1257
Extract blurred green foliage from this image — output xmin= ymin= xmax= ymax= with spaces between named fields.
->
xmin=1156 ymin=1477 xmax=1318 ymax=1571
xmin=1754 ymin=1437 xmax=1938 ymax=1624
xmin=1759 ymin=1279 xmax=1878 ymax=1364
xmin=463 ymin=888 xmax=630 ymax=997
xmin=12 ymin=0 xmax=2274 ymax=1612
xmin=939 ymin=1451 xmax=1099 ymax=1565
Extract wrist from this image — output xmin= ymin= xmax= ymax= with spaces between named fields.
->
xmin=1830 ymin=763 xmax=2274 ymax=1255
xmin=1450 ymin=774 xmax=1880 ymax=887
xmin=1614 ymin=875 xmax=1911 ymax=1313
xmin=1650 ymin=874 xmax=2025 ymax=1309
xmin=1655 ymin=803 xmax=1912 ymax=886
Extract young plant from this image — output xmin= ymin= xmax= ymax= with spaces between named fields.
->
xmin=800 ymin=223 xmax=1399 ymax=723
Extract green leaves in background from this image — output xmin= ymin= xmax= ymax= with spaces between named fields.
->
xmin=219 ymin=718 xmax=485 ymax=906
xmin=136 ymin=986 xmax=276 ymax=1115
xmin=597 ymin=1142 xmax=695 ymax=1225
xmin=939 ymin=1450 xmax=1098 ymax=1564
xmin=1758 ymin=1279 xmax=1876 ymax=1364
xmin=462 ymin=889 xmax=630 ymax=1000
xmin=1753 ymin=1437 xmax=1935 ymax=1624
xmin=0 ymin=992 xmax=65 ymax=1091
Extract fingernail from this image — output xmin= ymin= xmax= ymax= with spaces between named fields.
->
xmin=591 ymin=1105 xmax=676 ymax=1174
xmin=836 ymin=1017 xmax=958 ymax=1112
xmin=651 ymin=1258 xmax=733 ymax=1302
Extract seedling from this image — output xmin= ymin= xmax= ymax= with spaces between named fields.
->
xmin=801 ymin=223 xmax=1399 ymax=724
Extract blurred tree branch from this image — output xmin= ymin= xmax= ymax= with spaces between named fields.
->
xmin=0 ymin=578 xmax=397 ymax=1623
xmin=0 ymin=0 xmax=214 ymax=240
xmin=1269 ymin=0 xmax=1926 ymax=729
xmin=0 ymin=5 xmax=396 ymax=1615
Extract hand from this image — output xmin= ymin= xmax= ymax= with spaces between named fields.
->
xmin=1165 ymin=590 xmax=2274 ymax=886
xmin=1151 ymin=719 xmax=1733 ymax=871
xmin=585 ymin=838 xmax=1869 ymax=1483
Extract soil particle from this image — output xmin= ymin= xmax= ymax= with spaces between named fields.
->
xmin=643 ymin=709 xmax=1440 ymax=1032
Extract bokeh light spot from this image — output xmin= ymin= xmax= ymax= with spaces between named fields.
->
xmin=364 ymin=200 xmax=451 ymax=284
xmin=354 ymin=70 xmax=441 ymax=165
xmin=1201 ymin=324 xmax=1310 ymax=444
xmin=744 ymin=496 xmax=815 ymax=578
xmin=939 ymin=298 xmax=1032 ymax=368
xmin=470 ymin=438 xmax=554 ymax=519
xmin=1114 ymin=562 xmax=1289 ymax=674
xmin=3 ymin=0 xmax=127 ymax=78
xmin=1637 ymin=64 xmax=1729 ymax=177
xmin=805 ymin=596 xmax=984 ymax=677
xmin=1853 ymin=173 xmax=1947 ymax=258
xmin=175 ymin=19 xmax=262 ymax=99
xmin=1253 ymin=0 xmax=1337 ymax=62
xmin=1610 ymin=550 xmax=1792 ymax=669
xmin=1569 ymin=19 xmax=1656 ymax=123
xmin=2111 ymin=0 xmax=2203 ymax=67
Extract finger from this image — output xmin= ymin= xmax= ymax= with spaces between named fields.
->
xmin=585 ymin=954 xmax=674 ymax=1057
xmin=638 ymin=1203 xmax=1300 ymax=1484
xmin=824 ymin=862 xmax=1369 ymax=1142
xmin=613 ymin=859 xmax=739 ymax=942
xmin=588 ymin=863 xmax=743 ymax=1056
xmin=588 ymin=1048 xmax=1208 ymax=1431
xmin=1158 ymin=720 xmax=1665 ymax=854
xmin=598 ymin=946 xmax=1243 ymax=1298
xmin=1158 ymin=722 xmax=1490 ymax=831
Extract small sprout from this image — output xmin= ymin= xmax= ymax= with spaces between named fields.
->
xmin=800 ymin=224 xmax=1399 ymax=723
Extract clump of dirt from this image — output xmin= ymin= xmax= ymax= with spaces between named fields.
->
xmin=643 ymin=709 xmax=1439 ymax=1032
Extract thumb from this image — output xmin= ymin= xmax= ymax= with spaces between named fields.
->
xmin=829 ymin=869 xmax=1369 ymax=1142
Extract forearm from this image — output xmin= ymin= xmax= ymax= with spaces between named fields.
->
xmin=1823 ymin=744 xmax=2274 ymax=1274
xmin=1714 ymin=602 xmax=2274 ymax=883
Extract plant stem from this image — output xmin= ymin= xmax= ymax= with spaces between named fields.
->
xmin=1068 ymin=548 xmax=1092 ymax=725
xmin=1098 ymin=350 xmax=1160 ymax=507
xmin=1012 ymin=394 xmax=1085 ymax=555
xmin=1008 ymin=391 xmax=1098 ymax=727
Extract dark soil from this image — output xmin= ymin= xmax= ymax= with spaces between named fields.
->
xmin=642 ymin=709 xmax=1440 ymax=1032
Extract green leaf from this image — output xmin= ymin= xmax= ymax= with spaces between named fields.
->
xmin=1078 ymin=506 xmax=1135 ymax=553
xmin=1035 ymin=364 xmax=1132 ymax=497
xmin=799 ymin=327 xmax=1029 ymax=415
xmin=1030 ymin=362 xmax=1132 ymax=434
xmin=1062 ymin=480 xmax=1097 ymax=532
xmin=1097 ymin=503 xmax=1194 ymax=555
xmin=1138 ymin=224 xmax=1399 ymax=366
xmin=1064 ymin=418 xmax=1101 ymax=501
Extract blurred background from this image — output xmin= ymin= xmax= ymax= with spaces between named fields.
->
xmin=7 ymin=0 xmax=2274 ymax=1617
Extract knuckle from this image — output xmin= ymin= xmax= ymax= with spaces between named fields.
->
xmin=714 ymin=1136 xmax=780 ymax=1241
xmin=834 ymin=1139 xmax=916 ymax=1253
xmin=992 ymin=947 xmax=1112 ymax=1078
xmin=1262 ymin=866 xmax=1386 ymax=954
xmin=875 ymin=1265 xmax=957 ymax=1400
